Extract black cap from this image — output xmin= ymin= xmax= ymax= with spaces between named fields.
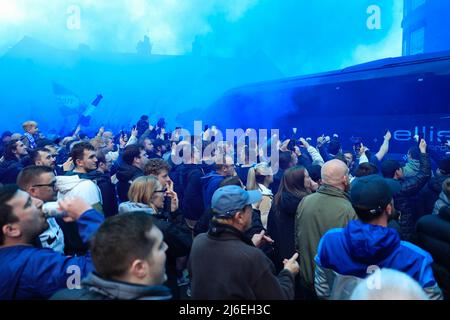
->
xmin=351 ymin=175 xmax=394 ymax=214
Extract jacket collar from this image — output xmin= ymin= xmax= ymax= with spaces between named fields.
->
xmin=317 ymin=184 xmax=350 ymax=201
xmin=208 ymin=220 xmax=254 ymax=247
xmin=82 ymin=272 xmax=172 ymax=300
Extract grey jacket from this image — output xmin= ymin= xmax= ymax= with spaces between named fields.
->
xmin=433 ymin=191 xmax=450 ymax=215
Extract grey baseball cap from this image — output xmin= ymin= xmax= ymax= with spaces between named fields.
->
xmin=211 ymin=185 xmax=262 ymax=218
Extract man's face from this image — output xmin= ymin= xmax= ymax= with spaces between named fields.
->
xmin=136 ymin=150 xmax=149 ymax=170
xmin=241 ymin=205 xmax=253 ymax=231
xmin=15 ymin=141 xmax=28 ymax=157
xmin=29 ymin=172 xmax=57 ymax=202
xmin=145 ymin=226 xmax=168 ymax=285
xmin=344 ymin=153 xmax=354 ymax=167
xmin=156 ymin=170 xmax=170 ymax=188
xmin=36 ymin=151 xmax=56 ymax=169
xmin=28 ymin=126 xmax=38 ymax=135
xmin=78 ymin=149 xmax=98 ymax=172
xmin=143 ymin=139 xmax=154 ymax=152
xmin=6 ymin=190 xmax=48 ymax=242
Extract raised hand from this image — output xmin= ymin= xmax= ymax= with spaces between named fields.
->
xmin=283 ymin=252 xmax=300 ymax=275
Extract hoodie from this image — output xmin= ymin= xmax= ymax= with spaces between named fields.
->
xmin=314 ymin=220 xmax=442 ymax=300
xmin=56 ymin=175 xmax=103 ymax=212
xmin=171 ymin=164 xmax=204 ymax=221
xmin=201 ymin=171 xmax=225 ymax=209
xmin=115 ymin=164 xmax=144 ymax=202
xmin=51 ymin=272 xmax=172 ymax=300
xmin=67 ymin=170 xmax=118 ymax=217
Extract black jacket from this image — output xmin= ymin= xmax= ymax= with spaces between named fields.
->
xmin=189 ymin=221 xmax=295 ymax=300
xmin=267 ymin=191 xmax=305 ymax=272
xmin=417 ymin=173 xmax=450 ymax=216
xmin=0 ymin=158 xmax=24 ymax=184
xmin=116 ymin=164 xmax=144 ymax=202
xmin=416 ymin=205 xmax=450 ymax=299
xmin=87 ymin=171 xmax=119 ymax=217
xmin=170 ymin=164 xmax=204 ymax=221
xmin=391 ymin=153 xmax=431 ymax=242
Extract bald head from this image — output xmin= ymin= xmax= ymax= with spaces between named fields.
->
xmin=321 ymin=159 xmax=349 ymax=190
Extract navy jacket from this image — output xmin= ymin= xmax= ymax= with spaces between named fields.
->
xmin=201 ymin=171 xmax=225 ymax=210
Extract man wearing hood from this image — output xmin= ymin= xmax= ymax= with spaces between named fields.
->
xmin=314 ymin=175 xmax=442 ymax=300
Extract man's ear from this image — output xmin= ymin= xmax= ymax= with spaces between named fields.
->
xmin=386 ymin=203 xmax=393 ymax=216
xmin=129 ymin=259 xmax=148 ymax=279
xmin=2 ymin=223 xmax=21 ymax=239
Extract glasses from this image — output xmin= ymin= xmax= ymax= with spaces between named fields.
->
xmin=32 ymin=181 xmax=57 ymax=188
xmin=154 ymin=188 xmax=167 ymax=193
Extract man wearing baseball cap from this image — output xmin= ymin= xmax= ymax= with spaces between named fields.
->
xmin=189 ymin=185 xmax=299 ymax=300
xmin=314 ymin=175 xmax=442 ymax=300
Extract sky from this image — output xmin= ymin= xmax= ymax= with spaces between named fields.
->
xmin=0 ymin=0 xmax=404 ymax=76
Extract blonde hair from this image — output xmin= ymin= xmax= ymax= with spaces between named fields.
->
xmin=246 ymin=162 xmax=273 ymax=190
xmin=127 ymin=176 xmax=160 ymax=206
xmin=22 ymin=121 xmax=38 ymax=132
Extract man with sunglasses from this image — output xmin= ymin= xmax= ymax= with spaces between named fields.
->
xmin=17 ymin=166 xmax=65 ymax=253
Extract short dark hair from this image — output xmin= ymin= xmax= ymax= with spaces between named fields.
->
xmin=144 ymin=158 xmax=171 ymax=176
xmin=0 ymin=184 xmax=20 ymax=245
xmin=4 ymin=139 xmax=20 ymax=160
xmin=90 ymin=212 xmax=156 ymax=279
xmin=70 ymin=142 xmax=95 ymax=166
xmin=381 ymin=160 xmax=401 ymax=178
xmin=96 ymin=151 xmax=106 ymax=165
xmin=219 ymin=176 xmax=243 ymax=188
xmin=17 ymin=166 xmax=54 ymax=190
xmin=407 ymin=146 xmax=421 ymax=160
xmin=28 ymin=147 xmax=51 ymax=165
xmin=328 ymin=139 xmax=341 ymax=155
xmin=122 ymin=145 xmax=143 ymax=166
xmin=355 ymin=162 xmax=379 ymax=178
xmin=279 ymin=151 xmax=294 ymax=170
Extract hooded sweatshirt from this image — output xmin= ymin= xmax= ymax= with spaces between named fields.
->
xmin=201 ymin=171 xmax=225 ymax=209
xmin=314 ymin=220 xmax=442 ymax=300
xmin=51 ymin=272 xmax=172 ymax=300
xmin=56 ymin=175 xmax=103 ymax=213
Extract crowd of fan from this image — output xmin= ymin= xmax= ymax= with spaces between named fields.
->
xmin=0 ymin=116 xmax=449 ymax=300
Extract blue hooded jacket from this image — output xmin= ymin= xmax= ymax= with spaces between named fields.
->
xmin=0 ymin=209 xmax=104 ymax=300
xmin=315 ymin=220 xmax=442 ymax=299
xmin=201 ymin=171 xmax=225 ymax=210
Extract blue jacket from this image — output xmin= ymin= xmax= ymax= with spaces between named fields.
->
xmin=314 ymin=219 xmax=442 ymax=299
xmin=201 ymin=171 xmax=225 ymax=210
xmin=0 ymin=209 xmax=104 ymax=300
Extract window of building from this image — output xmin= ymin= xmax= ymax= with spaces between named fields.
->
xmin=409 ymin=27 xmax=425 ymax=55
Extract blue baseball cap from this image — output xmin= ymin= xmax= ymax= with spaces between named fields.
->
xmin=211 ymin=185 xmax=262 ymax=218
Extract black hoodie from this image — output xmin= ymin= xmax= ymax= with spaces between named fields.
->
xmin=116 ymin=164 xmax=144 ymax=202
